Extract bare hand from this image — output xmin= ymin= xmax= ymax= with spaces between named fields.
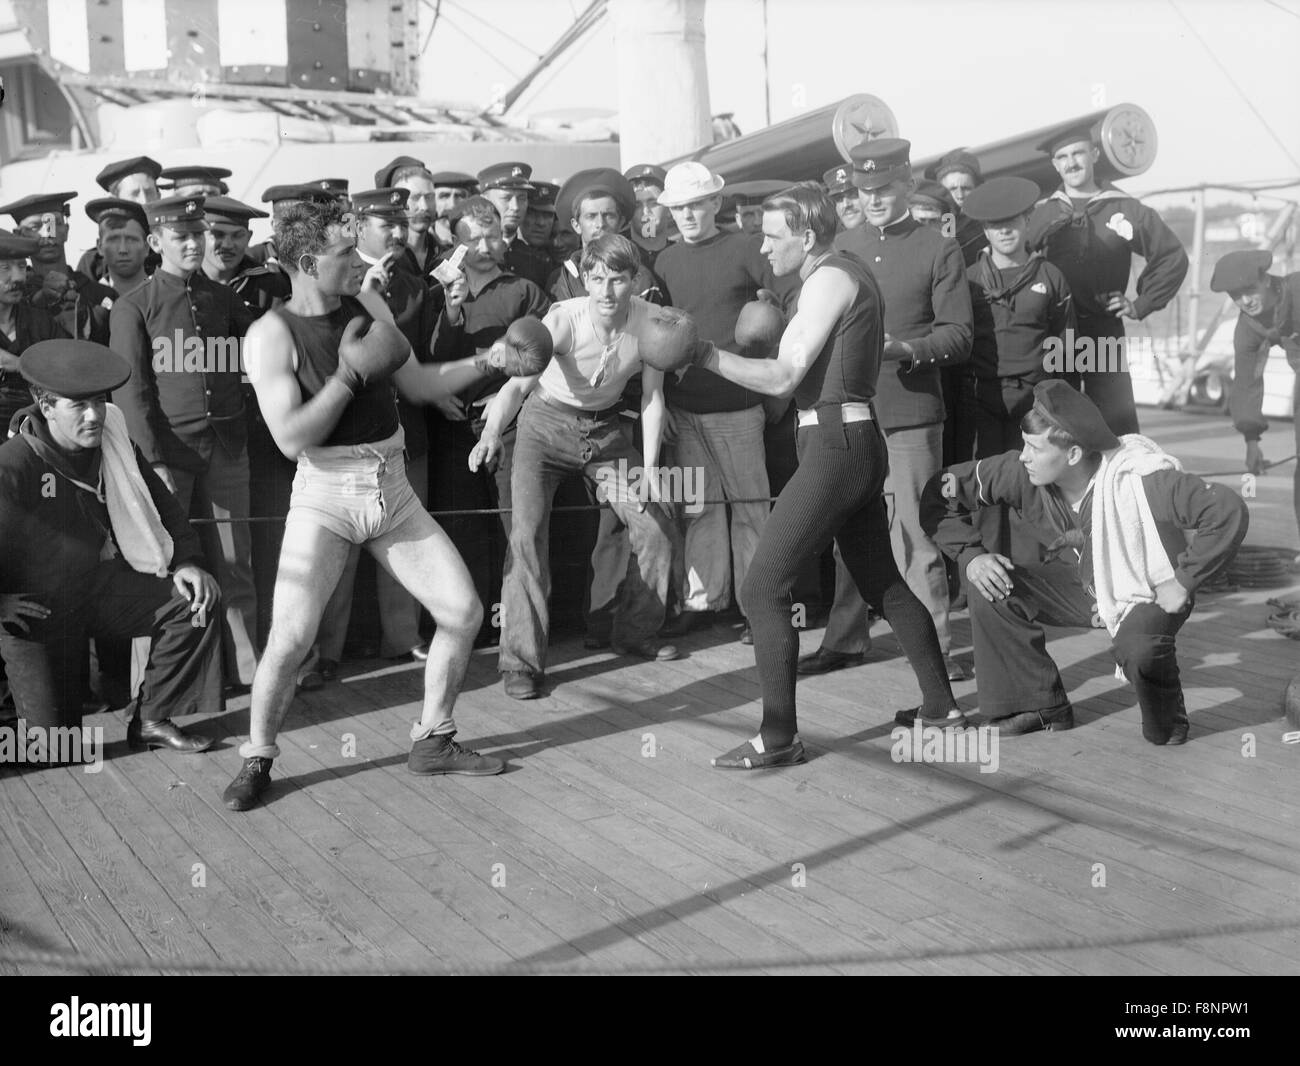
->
xmin=444 ymin=275 xmax=468 ymax=314
xmin=469 ymin=432 xmax=502 ymax=473
xmin=883 ymin=334 xmax=914 ymax=362
xmin=1154 ymin=577 xmax=1190 ymax=615
xmin=172 ymin=564 xmax=220 ymax=624
xmin=1104 ymin=291 xmax=1136 ymax=318
xmin=361 ymin=251 xmax=396 ymax=295
xmin=432 ymin=393 xmax=467 ymax=421
xmin=966 ymin=553 xmax=1015 ymax=602
xmin=0 ymin=593 xmax=51 ymax=635
xmin=1245 ymin=441 xmax=1266 ymax=476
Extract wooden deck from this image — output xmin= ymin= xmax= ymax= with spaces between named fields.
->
xmin=2 ymin=408 xmax=1298 ymax=976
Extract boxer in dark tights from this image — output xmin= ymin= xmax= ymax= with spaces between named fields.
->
xmin=690 ymin=183 xmax=964 ymax=768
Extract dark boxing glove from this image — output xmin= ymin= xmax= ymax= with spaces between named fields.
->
xmin=478 ymin=316 xmax=553 ymax=376
xmin=334 ymin=316 xmax=410 ymax=392
xmin=638 ymin=305 xmax=712 ymax=372
xmin=734 ymin=298 xmax=785 ymax=357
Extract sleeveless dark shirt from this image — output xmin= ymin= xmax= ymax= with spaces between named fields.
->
xmin=278 ymin=297 xmax=400 ymax=447
xmin=792 ymin=251 xmax=884 ymax=412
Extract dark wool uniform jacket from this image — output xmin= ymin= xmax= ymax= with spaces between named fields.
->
xmin=1025 ymin=186 xmax=1188 ymax=323
xmin=967 ymin=251 xmax=1076 ymax=380
xmin=109 ymin=269 xmax=257 ymax=471
xmin=834 ymin=213 xmax=973 ymax=431
xmin=222 ymin=257 xmax=291 ymax=319
xmin=0 ymin=407 xmax=204 ymax=612
xmin=1228 ymin=272 xmax=1300 ymax=441
xmin=920 ymin=451 xmax=1248 ymax=597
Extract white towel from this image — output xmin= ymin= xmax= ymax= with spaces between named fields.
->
xmin=1090 ymin=434 xmax=1181 ymax=637
xmin=101 ymin=403 xmax=174 ymax=577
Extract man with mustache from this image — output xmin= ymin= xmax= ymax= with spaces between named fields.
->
xmin=0 ymin=339 xmax=218 ymax=751
xmin=0 ymin=233 xmax=67 ymax=433
xmin=202 ymin=196 xmax=290 ymax=317
xmin=1214 ymin=249 xmax=1300 ymax=564
xmin=624 ymin=164 xmax=676 ymax=269
xmin=824 ymin=164 xmax=865 ymax=233
xmin=2 ymin=192 xmax=115 ymax=343
xmin=1025 ymin=123 xmax=1188 ymax=436
xmin=109 ymin=195 xmax=260 ymax=697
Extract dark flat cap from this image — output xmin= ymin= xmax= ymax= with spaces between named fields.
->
xmin=1037 ymin=121 xmax=1098 ymax=156
xmin=21 ymin=339 xmax=131 ymax=400
xmin=727 ymin=180 xmax=794 ymax=207
xmin=374 ymin=156 xmax=427 ymax=189
xmin=849 ymin=138 xmax=912 ymax=190
xmin=96 ymin=156 xmax=162 ymax=192
xmin=85 ymin=197 xmax=149 ymax=231
xmin=0 ymin=192 xmax=78 ymax=222
xmin=203 ymin=195 xmax=269 ymax=226
xmin=624 ymin=164 xmax=667 ymax=187
xmin=961 ymin=176 xmax=1040 ymax=223
xmin=478 ymin=162 xmax=534 ymax=192
xmin=925 ymin=149 xmax=981 ymax=182
xmin=823 ymin=163 xmax=854 ymax=195
xmin=427 ymin=171 xmax=477 ymax=190
xmin=909 ymin=180 xmax=957 ymax=216
xmin=528 ymin=181 xmax=559 ymax=213
xmin=308 ymin=178 xmax=349 ymax=194
xmin=1210 ymin=250 xmax=1273 ymax=293
xmin=1031 ymin=379 xmax=1120 ymax=452
xmin=260 ymin=184 xmax=340 ymax=218
xmin=352 ymin=187 xmax=410 ymax=216
xmin=159 ymin=165 xmax=232 ymax=187
xmin=0 ymin=229 xmax=40 ymax=260
xmin=557 ymin=168 xmax=634 ymax=224
xmin=146 ymin=195 xmax=208 ymax=232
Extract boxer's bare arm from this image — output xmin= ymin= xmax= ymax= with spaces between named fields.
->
xmin=248 ymin=311 xmax=354 ymax=458
xmin=700 ymin=266 xmax=855 ymax=397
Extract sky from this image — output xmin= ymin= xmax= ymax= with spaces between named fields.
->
xmin=419 ymin=0 xmax=1300 ymax=200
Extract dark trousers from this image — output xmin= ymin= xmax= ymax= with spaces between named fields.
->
xmin=430 ymin=414 xmax=514 ymax=630
xmin=942 ymin=365 xmax=977 ymax=467
xmin=0 ymin=560 xmax=221 ymax=729
xmin=741 ymin=416 xmax=954 ymax=746
xmin=1064 ymin=316 xmax=1140 ymax=436
xmin=968 ymin=565 xmax=1191 ymax=743
xmin=970 ymin=375 xmax=1040 ymax=557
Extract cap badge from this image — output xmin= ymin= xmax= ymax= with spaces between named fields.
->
xmin=862 ymin=160 xmax=876 ymax=173
xmin=836 ymin=169 xmax=846 ymax=183
xmin=390 ymin=191 xmax=401 ymax=204
xmin=185 ymin=200 xmax=196 ymax=213
xmin=511 ymin=167 xmax=523 ymax=177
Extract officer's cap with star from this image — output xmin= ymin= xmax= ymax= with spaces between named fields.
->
xmin=849 ymin=138 xmax=912 ymax=191
xmin=823 ymin=164 xmax=854 ymax=196
xmin=146 ymin=195 xmax=208 ymax=232
xmin=477 ymin=162 xmax=534 ymax=192
xmin=203 ymin=196 xmax=269 ymax=227
xmin=352 ymin=187 xmax=411 ymax=218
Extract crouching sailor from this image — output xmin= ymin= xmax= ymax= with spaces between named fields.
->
xmin=0 ymin=339 xmax=219 ymax=750
xmin=917 ymin=379 xmax=1247 ymax=744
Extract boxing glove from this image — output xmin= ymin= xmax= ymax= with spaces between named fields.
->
xmin=481 ymin=316 xmax=554 ymax=376
xmin=734 ymin=299 xmax=785 ymax=356
xmin=638 ymin=305 xmax=708 ymax=373
xmin=334 ymin=316 xmax=410 ymax=391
